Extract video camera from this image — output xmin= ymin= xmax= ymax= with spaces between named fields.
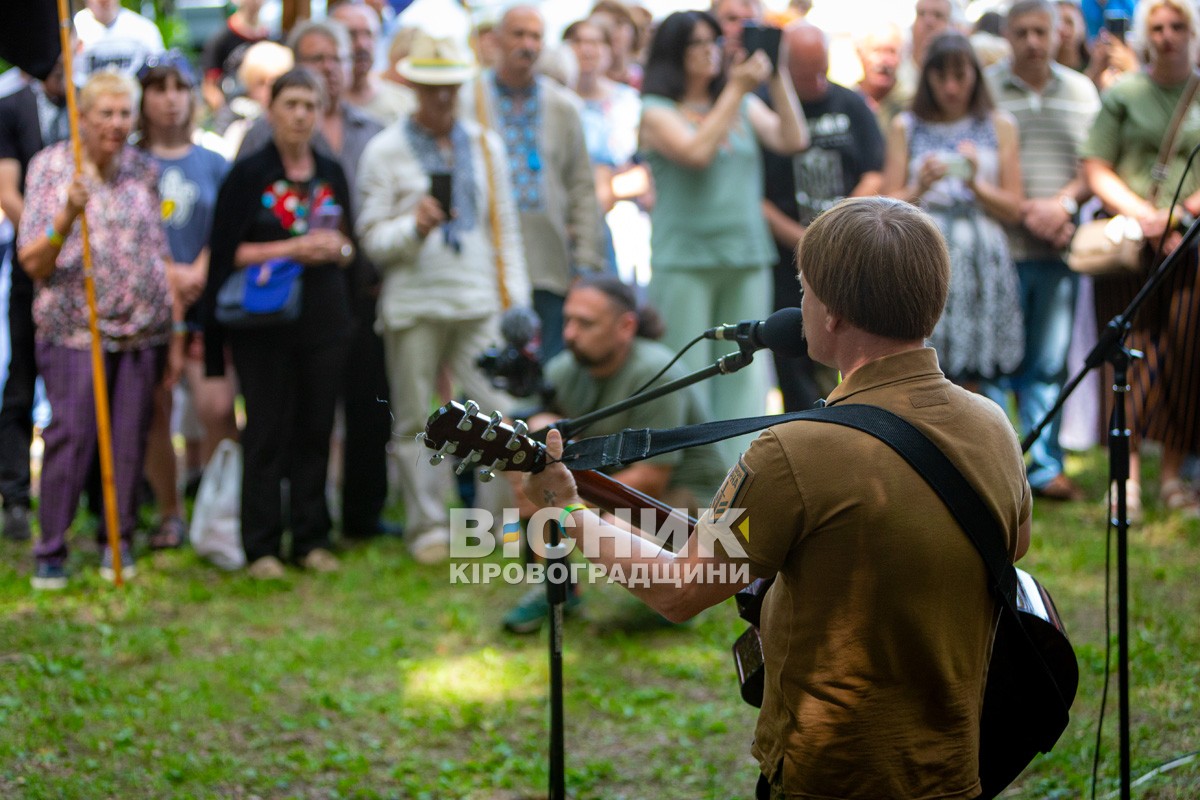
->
xmin=477 ymin=307 xmax=548 ymax=400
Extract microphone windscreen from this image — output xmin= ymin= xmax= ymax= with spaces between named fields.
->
xmin=760 ymin=307 xmax=807 ymax=358
xmin=499 ymin=306 xmax=542 ymax=349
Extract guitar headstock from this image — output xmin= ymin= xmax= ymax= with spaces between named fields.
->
xmin=422 ymin=400 xmax=546 ymax=481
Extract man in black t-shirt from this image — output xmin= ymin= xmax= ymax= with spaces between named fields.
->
xmin=761 ymin=23 xmax=885 ymax=410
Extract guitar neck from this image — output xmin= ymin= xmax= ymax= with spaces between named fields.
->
xmin=573 ymin=470 xmax=698 ymax=547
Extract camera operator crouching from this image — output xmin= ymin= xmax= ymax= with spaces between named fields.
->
xmin=500 ymin=274 xmax=728 ymax=633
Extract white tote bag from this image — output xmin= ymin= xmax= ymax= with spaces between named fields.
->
xmin=189 ymin=439 xmax=246 ymax=570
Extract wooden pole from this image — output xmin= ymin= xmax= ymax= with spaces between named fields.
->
xmin=55 ymin=0 xmax=126 ymax=586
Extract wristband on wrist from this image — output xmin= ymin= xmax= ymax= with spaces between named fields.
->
xmin=171 ymin=321 xmax=190 ymax=336
xmin=559 ymin=503 xmax=589 ymax=529
xmin=46 ymin=225 xmax=64 ymax=247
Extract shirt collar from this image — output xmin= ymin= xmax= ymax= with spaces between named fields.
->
xmin=824 ymin=348 xmax=946 ymax=406
xmin=998 ymin=59 xmax=1064 ymax=94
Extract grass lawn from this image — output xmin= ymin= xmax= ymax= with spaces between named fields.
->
xmin=0 ymin=448 xmax=1197 ymax=799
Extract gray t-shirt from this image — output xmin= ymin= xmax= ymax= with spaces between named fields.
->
xmin=546 ymin=338 xmax=728 ymax=504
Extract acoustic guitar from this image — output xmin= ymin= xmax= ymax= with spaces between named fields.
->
xmin=422 ymin=400 xmax=1079 ymax=799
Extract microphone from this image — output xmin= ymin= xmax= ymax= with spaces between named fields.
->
xmin=499 ymin=306 xmax=542 ymax=350
xmin=703 ymin=307 xmax=806 ymax=357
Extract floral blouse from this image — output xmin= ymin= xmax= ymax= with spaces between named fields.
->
xmin=17 ymin=141 xmax=171 ymax=351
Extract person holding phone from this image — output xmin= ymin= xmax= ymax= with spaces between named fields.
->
xmin=355 ymin=31 xmax=531 ymax=565
xmin=1081 ymin=0 xmax=1200 ymax=518
xmin=638 ymin=9 xmax=807 ymax=462
xmin=882 ymin=32 xmax=1025 ymax=390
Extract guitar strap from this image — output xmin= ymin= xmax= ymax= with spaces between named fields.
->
xmin=562 ymin=402 xmax=1023 ymax=623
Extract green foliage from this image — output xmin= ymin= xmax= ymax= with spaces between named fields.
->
xmin=0 ymin=449 xmax=1197 ymax=798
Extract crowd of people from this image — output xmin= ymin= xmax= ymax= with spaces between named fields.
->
xmin=0 ymin=0 xmax=1198 ymax=594
xmin=4 ymin=0 xmax=1200 ymax=796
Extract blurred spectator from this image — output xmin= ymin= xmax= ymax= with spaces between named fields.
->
xmin=762 ymin=22 xmax=884 ymax=412
xmin=710 ymin=0 xmax=763 ymax=65
xmin=639 ymin=10 xmax=806 ymax=460
xmin=1081 ymin=0 xmax=1200 ymax=518
xmin=202 ymin=69 xmax=362 ymax=579
xmin=470 ymin=13 xmax=502 ymax=70
xmin=461 ymin=5 xmax=602 ymax=360
xmin=894 ymin=0 xmax=963 ymax=112
xmin=200 ymin=0 xmax=269 ymax=113
xmin=985 ymin=0 xmax=1099 ymax=502
xmin=1055 ymin=0 xmax=1090 ymax=71
xmin=882 ymin=32 xmax=1025 ymax=387
xmin=589 ymin=0 xmax=645 ymax=90
xmin=562 ymin=18 xmax=645 ymax=272
xmin=17 ymin=72 xmax=178 ymax=588
xmin=0 ymin=52 xmax=72 ymax=543
xmin=220 ymin=40 xmax=293 ymax=154
xmin=136 ymin=52 xmax=236 ymax=549
xmin=73 ymin=0 xmax=165 ymax=83
xmin=330 ymin=2 xmax=415 ymax=124
xmin=854 ymin=21 xmax=905 ymax=133
xmin=356 ymin=33 xmax=530 ymax=564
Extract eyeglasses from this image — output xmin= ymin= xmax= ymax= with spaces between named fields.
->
xmin=136 ymin=50 xmax=197 ymax=86
xmin=688 ymin=36 xmax=724 ymax=49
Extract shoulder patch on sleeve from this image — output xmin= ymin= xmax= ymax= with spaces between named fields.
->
xmin=711 ymin=456 xmax=754 ymax=523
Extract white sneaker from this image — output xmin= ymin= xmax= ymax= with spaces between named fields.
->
xmin=409 ymin=528 xmax=451 ymax=565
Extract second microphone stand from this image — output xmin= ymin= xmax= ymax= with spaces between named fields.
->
xmin=1020 ymin=211 xmax=1200 ymax=800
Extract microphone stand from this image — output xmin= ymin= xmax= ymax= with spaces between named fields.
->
xmin=1021 ymin=213 xmax=1200 ymax=800
xmin=533 ymin=343 xmax=757 ymax=800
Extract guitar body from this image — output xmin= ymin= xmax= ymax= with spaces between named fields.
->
xmin=978 ymin=569 xmax=1079 ymax=799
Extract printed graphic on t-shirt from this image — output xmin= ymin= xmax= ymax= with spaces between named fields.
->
xmin=160 ymin=166 xmax=199 ymax=229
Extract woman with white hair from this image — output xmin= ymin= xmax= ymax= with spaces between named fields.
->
xmin=1081 ymin=0 xmax=1200 ymax=518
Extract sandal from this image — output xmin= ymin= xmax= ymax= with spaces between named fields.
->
xmin=1160 ymin=480 xmax=1200 ymax=518
xmin=149 ymin=515 xmax=187 ymax=550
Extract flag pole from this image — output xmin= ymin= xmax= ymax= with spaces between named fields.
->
xmin=55 ymin=0 xmax=126 ymax=586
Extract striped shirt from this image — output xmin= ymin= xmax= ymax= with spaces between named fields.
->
xmin=986 ymin=61 xmax=1100 ymax=261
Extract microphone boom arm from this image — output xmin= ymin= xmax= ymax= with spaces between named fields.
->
xmin=553 ymin=347 xmax=754 ymax=442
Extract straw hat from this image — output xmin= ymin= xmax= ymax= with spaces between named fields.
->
xmin=398 ymin=31 xmax=477 ymax=86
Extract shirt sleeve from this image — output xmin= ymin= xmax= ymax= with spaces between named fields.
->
xmin=701 ymin=429 xmax=803 ymax=578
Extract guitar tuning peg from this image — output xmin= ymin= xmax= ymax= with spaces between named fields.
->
xmin=481 ymin=410 xmax=503 ymax=441
xmin=506 ymin=420 xmax=528 ymax=450
xmin=428 ymin=440 xmax=457 ymax=466
xmin=455 ymin=449 xmax=482 ymax=475
xmin=477 ymin=467 xmax=495 ymax=483
xmin=456 ymin=401 xmax=480 ymax=430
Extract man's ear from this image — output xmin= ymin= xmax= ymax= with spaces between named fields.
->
xmin=617 ymin=309 xmax=638 ymax=339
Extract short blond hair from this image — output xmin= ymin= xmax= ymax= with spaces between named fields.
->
xmin=238 ymin=40 xmax=294 ymax=87
xmin=79 ymin=70 xmax=136 ymax=113
xmin=799 ymin=197 xmax=949 ymax=341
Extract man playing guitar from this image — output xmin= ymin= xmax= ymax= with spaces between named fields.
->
xmin=523 ymin=196 xmax=1033 ymax=799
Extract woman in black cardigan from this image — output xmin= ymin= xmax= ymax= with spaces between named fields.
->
xmin=202 ymin=68 xmax=363 ymax=579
